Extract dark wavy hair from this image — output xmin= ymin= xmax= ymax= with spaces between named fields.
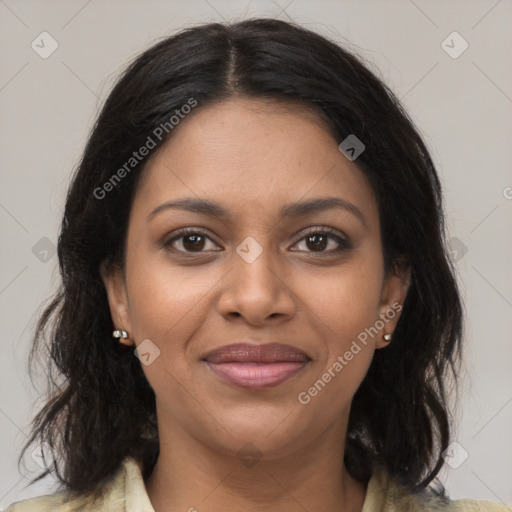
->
xmin=18 ymin=17 xmax=462 ymax=504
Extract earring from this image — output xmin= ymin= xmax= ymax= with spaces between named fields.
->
xmin=383 ymin=333 xmax=392 ymax=342
xmin=112 ymin=329 xmax=132 ymax=346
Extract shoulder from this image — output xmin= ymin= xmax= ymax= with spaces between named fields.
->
xmin=364 ymin=466 xmax=511 ymax=512
xmin=3 ymin=456 xmax=143 ymax=512
xmin=3 ymin=492 xmax=68 ymax=512
xmin=3 ymin=489 xmax=107 ymax=512
xmin=447 ymin=499 xmax=512 ymax=511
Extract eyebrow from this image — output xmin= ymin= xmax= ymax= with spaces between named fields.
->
xmin=147 ymin=197 xmax=367 ymax=228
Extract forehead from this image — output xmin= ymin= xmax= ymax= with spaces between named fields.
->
xmin=133 ymin=97 xmax=378 ymax=228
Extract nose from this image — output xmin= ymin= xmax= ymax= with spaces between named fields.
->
xmin=216 ymin=241 xmax=296 ymax=326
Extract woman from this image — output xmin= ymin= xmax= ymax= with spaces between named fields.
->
xmin=6 ymin=18 xmax=509 ymax=512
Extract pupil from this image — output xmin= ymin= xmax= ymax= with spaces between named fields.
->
xmin=307 ymin=234 xmax=327 ymax=251
xmin=184 ymin=235 xmax=204 ymax=251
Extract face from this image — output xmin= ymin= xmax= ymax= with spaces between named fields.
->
xmin=101 ymin=97 xmax=410 ymax=461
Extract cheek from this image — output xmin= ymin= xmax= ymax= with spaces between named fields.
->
xmin=298 ymin=266 xmax=381 ymax=413
xmin=125 ymin=245 xmax=217 ymax=341
xmin=305 ymin=248 xmax=384 ymax=342
xmin=299 ymin=248 xmax=383 ymax=395
xmin=123 ymin=258 xmax=212 ymax=404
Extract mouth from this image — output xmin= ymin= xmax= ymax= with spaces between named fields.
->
xmin=202 ymin=343 xmax=311 ymax=390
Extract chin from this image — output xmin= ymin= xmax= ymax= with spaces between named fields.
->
xmin=206 ymin=414 xmax=320 ymax=461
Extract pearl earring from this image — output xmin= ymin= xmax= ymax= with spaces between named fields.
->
xmin=112 ymin=329 xmax=132 ymax=346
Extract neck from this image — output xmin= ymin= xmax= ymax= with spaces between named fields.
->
xmin=145 ymin=416 xmax=367 ymax=512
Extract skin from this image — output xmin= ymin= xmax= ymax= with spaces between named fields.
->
xmin=101 ymin=97 xmax=410 ymax=512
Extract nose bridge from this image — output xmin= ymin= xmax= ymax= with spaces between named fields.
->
xmin=217 ymin=234 xmax=295 ymax=323
xmin=233 ymin=234 xmax=280 ymax=290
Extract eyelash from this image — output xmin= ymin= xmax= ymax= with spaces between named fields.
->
xmin=163 ymin=226 xmax=351 ymax=257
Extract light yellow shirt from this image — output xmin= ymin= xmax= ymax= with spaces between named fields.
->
xmin=5 ymin=456 xmax=511 ymax=511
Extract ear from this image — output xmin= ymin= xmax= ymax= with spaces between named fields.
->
xmin=99 ymin=260 xmax=134 ymax=346
xmin=376 ymin=260 xmax=411 ymax=349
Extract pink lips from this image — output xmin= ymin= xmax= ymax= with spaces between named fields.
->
xmin=203 ymin=343 xmax=310 ymax=390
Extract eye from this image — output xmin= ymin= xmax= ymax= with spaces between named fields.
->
xmin=163 ymin=226 xmax=351 ymax=256
xmin=163 ymin=228 xmax=221 ymax=253
xmin=291 ymin=227 xmax=351 ymax=255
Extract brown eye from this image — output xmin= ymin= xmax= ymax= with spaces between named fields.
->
xmin=292 ymin=228 xmax=351 ymax=255
xmin=182 ymin=234 xmax=206 ymax=251
xmin=164 ymin=229 xmax=220 ymax=253
xmin=304 ymin=233 xmax=329 ymax=252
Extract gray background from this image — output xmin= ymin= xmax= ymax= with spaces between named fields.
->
xmin=1 ymin=0 xmax=511 ymax=508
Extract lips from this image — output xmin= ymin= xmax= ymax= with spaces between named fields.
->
xmin=204 ymin=343 xmax=310 ymax=364
xmin=203 ymin=343 xmax=310 ymax=390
